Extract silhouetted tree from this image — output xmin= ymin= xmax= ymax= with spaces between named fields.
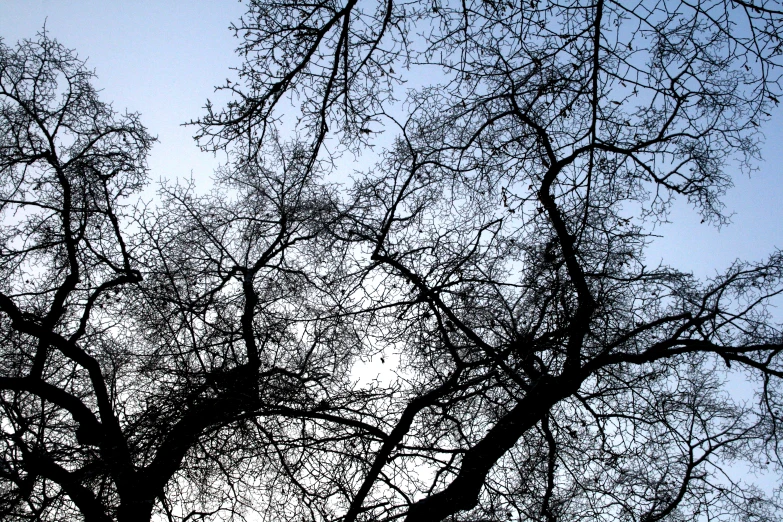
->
xmin=3 ymin=0 xmax=783 ymax=520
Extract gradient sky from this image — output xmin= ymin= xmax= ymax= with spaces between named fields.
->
xmin=4 ymin=1 xmax=781 ymax=283
xmin=2 ymin=1 xmax=246 ymax=190
xmin=3 ymin=0 xmax=782 ymax=497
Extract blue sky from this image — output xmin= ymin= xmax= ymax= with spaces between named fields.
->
xmin=3 ymin=0 xmax=782 ymax=502
xmin=2 ymin=0 xmax=782 ymax=282
xmin=2 ymin=1 xmax=245 ymax=188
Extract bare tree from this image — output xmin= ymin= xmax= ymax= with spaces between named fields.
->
xmin=202 ymin=0 xmax=783 ymax=520
xmin=0 ymin=33 xmax=154 ymax=521
xmin=0 ymin=34 xmax=357 ymax=522
xmin=2 ymin=0 xmax=783 ymax=520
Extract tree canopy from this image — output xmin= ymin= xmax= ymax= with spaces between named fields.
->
xmin=2 ymin=1 xmax=783 ymax=521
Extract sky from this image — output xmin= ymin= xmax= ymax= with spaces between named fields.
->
xmin=1 ymin=1 xmax=246 ymax=189
xmin=3 ymin=0 xmax=782 ymax=284
xmin=2 ymin=0 xmax=782 ymax=501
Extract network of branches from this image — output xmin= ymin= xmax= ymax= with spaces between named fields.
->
xmin=2 ymin=1 xmax=783 ymax=521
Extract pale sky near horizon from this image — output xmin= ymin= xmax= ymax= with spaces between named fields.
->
xmin=2 ymin=0 xmax=782 ymax=282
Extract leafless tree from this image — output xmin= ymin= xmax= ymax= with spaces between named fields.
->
xmin=3 ymin=0 xmax=783 ymax=520
xmin=0 ymin=34 xmax=357 ymax=522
